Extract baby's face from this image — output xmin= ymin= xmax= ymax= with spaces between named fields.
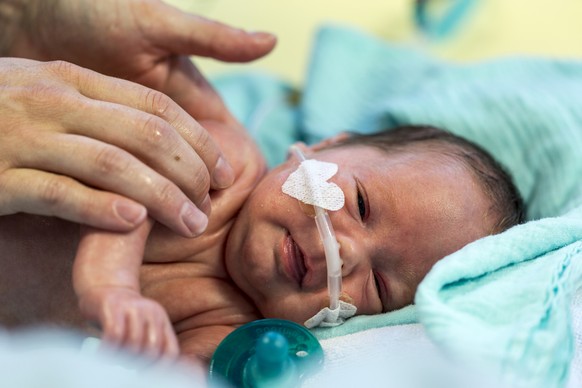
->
xmin=225 ymin=145 xmax=493 ymax=324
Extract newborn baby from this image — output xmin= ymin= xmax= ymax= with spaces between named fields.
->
xmin=0 ymin=123 xmax=524 ymax=365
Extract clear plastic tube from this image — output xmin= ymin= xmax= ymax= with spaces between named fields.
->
xmin=290 ymin=146 xmax=342 ymax=310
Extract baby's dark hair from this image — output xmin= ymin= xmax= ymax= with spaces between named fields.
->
xmin=332 ymin=125 xmax=525 ymax=233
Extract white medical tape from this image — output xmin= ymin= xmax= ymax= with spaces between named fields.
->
xmin=282 ymin=159 xmax=345 ymax=211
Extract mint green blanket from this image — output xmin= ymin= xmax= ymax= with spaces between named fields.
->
xmin=214 ymin=25 xmax=582 ymax=388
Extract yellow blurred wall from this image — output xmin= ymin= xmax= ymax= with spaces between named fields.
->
xmin=165 ymin=0 xmax=582 ymax=86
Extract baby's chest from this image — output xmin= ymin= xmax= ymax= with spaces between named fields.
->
xmin=141 ymin=263 xmax=258 ymax=329
xmin=141 ymin=262 xmax=261 ymax=362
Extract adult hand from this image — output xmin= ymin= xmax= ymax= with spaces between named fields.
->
xmin=0 ymin=57 xmax=225 ymax=236
xmin=8 ymin=0 xmax=276 ymax=125
xmin=2 ymin=0 xmax=276 ymax=231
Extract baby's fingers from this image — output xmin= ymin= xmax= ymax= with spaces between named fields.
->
xmin=127 ymin=304 xmax=178 ymax=361
xmin=126 ymin=309 xmax=148 ymax=355
xmin=145 ymin=315 xmax=180 ymax=361
xmin=161 ymin=319 xmax=180 ymax=359
xmin=100 ymin=304 xmax=147 ymax=356
xmin=0 ymin=169 xmax=146 ymax=231
xmin=100 ymin=308 xmax=128 ymax=349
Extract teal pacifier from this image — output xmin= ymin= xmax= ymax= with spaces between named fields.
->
xmin=208 ymin=319 xmax=324 ymax=387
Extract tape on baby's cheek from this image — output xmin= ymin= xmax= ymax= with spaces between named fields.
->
xmin=281 ymin=159 xmax=345 ymax=211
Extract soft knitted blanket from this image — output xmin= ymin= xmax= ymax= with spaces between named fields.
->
xmin=214 ymin=24 xmax=582 ymax=387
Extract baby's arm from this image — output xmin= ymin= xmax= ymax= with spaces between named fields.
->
xmin=73 ymin=220 xmax=178 ymax=359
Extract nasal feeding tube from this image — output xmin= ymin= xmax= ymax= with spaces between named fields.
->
xmin=289 ymin=146 xmax=343 ymax=310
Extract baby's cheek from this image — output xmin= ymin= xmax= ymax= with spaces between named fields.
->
xmin=261 ymin=294 xmax=317 ymax=322
xmin=339 ymin=292 xmax=355 ymax=305
xmin=315 ymin=292 xmax=354 ymax=310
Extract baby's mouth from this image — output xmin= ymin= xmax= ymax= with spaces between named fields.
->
xmin=284 ymin=233 xmax=307 ymax=286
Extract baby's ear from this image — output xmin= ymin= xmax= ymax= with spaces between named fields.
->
xmin=308 ymin=132 xmax=351 ymax=152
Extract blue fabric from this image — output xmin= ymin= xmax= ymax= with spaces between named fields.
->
xmin=417 ymin=209 xmax=582 ymax=387
xmin=300 ymin=25 xmax=582 ymax=221
xmin=214 ymin=24 xmax=582 ymax=387
xmin=300 ymin=25 xmax=582 ymax=388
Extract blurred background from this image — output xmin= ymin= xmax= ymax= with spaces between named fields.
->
xmin=166 ymin=0 xmax=582 ymax=86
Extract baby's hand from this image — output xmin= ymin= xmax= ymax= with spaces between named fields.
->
xmin=78 ymin=287 xmax=179 ymax=360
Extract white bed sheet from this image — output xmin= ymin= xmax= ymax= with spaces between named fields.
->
xmin=304 ymin=288 xmax=582 ymax=388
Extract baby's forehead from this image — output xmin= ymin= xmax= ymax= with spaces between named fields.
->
xmin=338 ymin=142 xmax=468 ymax=171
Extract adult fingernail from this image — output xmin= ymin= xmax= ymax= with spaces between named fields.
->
xmin=249 ymin=31 xmax=277 ymax=41
xmin=212 ymin=157 xmax=235 ymax=189
xmin=114 ymin=200 xmax=147 ymax=226
xmin=180 ymin=202 xmax=208 ymax=237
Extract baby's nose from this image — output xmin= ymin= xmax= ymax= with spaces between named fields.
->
xmin=337 ymin=236 xmax=357 ymax=276
xmin=297 ymin=200 xmax=316 ymax=217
